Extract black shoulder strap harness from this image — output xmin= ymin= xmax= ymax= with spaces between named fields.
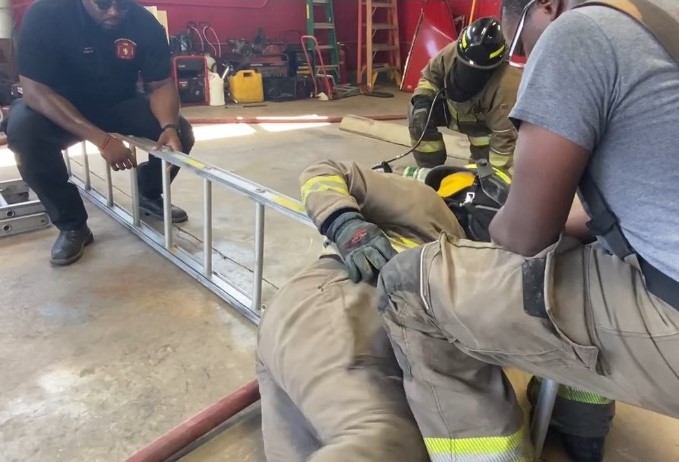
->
xmin=574 ymin=0 xmax=679 ymax=309
xmin=575 ymin=0 xmax=679 ymax=260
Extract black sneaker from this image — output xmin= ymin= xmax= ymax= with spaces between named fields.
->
xmin=139 ymin=196 xmax=188 ymax=223
xmin=50 ymin=225 xmax=94 ymax=266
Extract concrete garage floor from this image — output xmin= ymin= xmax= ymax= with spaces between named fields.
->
xmin=1 ymin=91 xmax=678 ymax=462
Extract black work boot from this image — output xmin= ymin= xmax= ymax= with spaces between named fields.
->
xmin=50 ymin=225 xmax=94 ymax=266
xmin=527 ymin=377 xmax=610 ymax=462
xmin=561 ymin=434 xmax=606 ymax=462
xmin=139 ymin=195 xmax=188 ymax=223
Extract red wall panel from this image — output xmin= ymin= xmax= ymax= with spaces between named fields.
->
xmin=11 ymin=0 xmax=501 ymax=72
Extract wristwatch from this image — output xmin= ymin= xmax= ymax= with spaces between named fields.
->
xmin=161 ymin=123 xmax=181 ymax=136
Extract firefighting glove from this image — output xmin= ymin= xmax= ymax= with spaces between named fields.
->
xmin=409 ymin=95 xmax=435 ymax=141
xmin=325 ymin=211 xmax=398 ymax=283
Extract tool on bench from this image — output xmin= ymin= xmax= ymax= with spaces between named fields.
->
xmin=0 ymin=179 xmax=50 ymax=238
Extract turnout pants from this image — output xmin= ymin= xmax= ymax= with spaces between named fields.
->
xmin=377 ymin=233 xmax=679 ymax=462
xmin=4 ymin=97 xmax=195 ymax=231
xmin=256 ymin=257 xmax=429 ymax=462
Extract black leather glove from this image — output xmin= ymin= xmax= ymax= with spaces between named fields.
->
xmin=325 ymin=211 xmax=398 ymax=283
xmin=409 ymin=95 xmax=435 ymax=141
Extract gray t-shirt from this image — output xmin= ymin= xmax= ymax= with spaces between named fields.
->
xmin=510 ymin=5 xmax=679 ymax=281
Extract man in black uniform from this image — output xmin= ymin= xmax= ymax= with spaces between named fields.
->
xmin=5 ymin=0 xmax=195 ymax=266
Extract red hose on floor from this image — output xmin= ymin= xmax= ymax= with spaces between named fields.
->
xmin=124 ymin=380 xmax=260 ymax=462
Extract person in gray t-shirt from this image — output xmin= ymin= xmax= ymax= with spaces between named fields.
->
xmin=497 ymin=0 xmax=679 ymax=459
xmin=371 ymin=2 xmax=679 ymax=462
xmin=505 ymin=0 xmax=679 ymax=282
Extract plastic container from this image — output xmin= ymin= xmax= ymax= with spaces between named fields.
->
xmin=205 ymin=54 xmax=217 ymax=72
xmin=228 ymin=70 xmax=264 ymax=104
xmin=208 ymin=72 xmax=226 ymax=106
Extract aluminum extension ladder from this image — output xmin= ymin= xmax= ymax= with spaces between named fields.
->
xmin=64 ymin=136 xmax=314 ymax=325
xmin=0 ymin=179 xmax=50 ymax=238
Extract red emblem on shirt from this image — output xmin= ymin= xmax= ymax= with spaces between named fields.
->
xmin=115 ymin=38 xmax=137 ymax=60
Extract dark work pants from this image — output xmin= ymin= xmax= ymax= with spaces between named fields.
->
xmin=5 ymin=97 xmax=195 ymax=231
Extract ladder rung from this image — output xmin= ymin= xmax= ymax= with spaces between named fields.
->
xmin=314 ymin=22 xmax=335 ymax=29
xmin=312 ymin=0 xmax=328 ymax=3
xmin=316 ymin=44 xmax=335 ymax=50
xmin=364 ymin=1 xmax=393 ymax=7
xmin=371 ymin=44 xmax=399 ymax=52
xmin=299 ymin=64 xmax=340 ymax=71
xmin=370 ymin=23 xmax=397 ymax=30
xmin=372 ymin=64 xmax=396 ymax=70
xmin=300 ymin=64 xmax=339 ymax=68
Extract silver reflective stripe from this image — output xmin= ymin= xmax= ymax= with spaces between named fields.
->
xmin=428 ymin=445 xmax=531 ymax=462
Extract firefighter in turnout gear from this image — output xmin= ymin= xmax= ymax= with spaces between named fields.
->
xmin=408 ymin=17 xmax=522 ymax=171
xmin=256 ymin=160 xmax=515 ymax=462
xmin=257 ymin=158 xmax=606 ymax=462
xmin=378 ymin=0 xmax=679 ymax=461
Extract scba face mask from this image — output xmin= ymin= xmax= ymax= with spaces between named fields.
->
xmin=447 ymin=59 xmax=495 ymax=102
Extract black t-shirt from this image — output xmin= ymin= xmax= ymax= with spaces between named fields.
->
xmin=17 ymin=0 xmax=171 ymax=108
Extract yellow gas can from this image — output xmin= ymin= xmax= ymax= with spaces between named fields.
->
xmin=228 ymin=70 xmax=264 ymax=104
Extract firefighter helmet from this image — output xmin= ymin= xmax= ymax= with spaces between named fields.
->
xmin=425 ymin=160 xmax=511 ymax=242
xmin=456 ymin=17 xmax=507 ymax=70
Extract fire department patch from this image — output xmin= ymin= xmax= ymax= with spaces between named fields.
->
xmin=115 ymin=38 xmax=137 ymax=60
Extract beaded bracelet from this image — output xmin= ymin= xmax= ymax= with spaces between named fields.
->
xmin=99 ymin=134 xmax=113 ymax=152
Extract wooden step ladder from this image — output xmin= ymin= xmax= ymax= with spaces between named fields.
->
xmin=305 ymin=0 xmax=341 ymax=82
xmin=357 ymin=0 xmax=402 ymax=89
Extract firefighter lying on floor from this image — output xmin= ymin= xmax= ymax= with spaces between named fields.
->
xmin=255 ymin=160 xmax=463 ymax=462
xmin=255 ymin=159 xmax=613 ymax=461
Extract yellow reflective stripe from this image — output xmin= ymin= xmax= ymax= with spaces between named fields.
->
xmin=463 ymin=163 xmax=512 ymax=185
xmin=490 ymin=43 xmax=506 ymax=59
xmin=184 ymin=158 xmax=207 ymax=170
xmin=415 ymin=140 xmax=445 ymax=153
xmin=424 ymin=427 xmax=531 ymax=460
xmin=272 ymin=195 xmax=306 ymax=214
xmin=557 ymin=385 xmax=613 ymax=405
xmin=489 ymin=152 xmax=513 ymax=171
xmin=461 ymin=34 xmax=467 ymax=50
xmin=300 ymin=175 xmax=349 ymax=204
xmin=532 ymin=377 xmax=612 ymax=405
xmin=387 ymin=234 xmax=420 ymax=252
xmin=446 ymin=101 xmax=458 ymax=119
xmin=417 ymin=80 xmax=439 ymax=93
xmin=468 ymin=135 xmax=491 ymax=147
xmin=496 ymin=170 xmax=512 ymax=184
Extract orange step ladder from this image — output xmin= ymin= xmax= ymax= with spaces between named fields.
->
xmin=356 ymin=0 xmax=402 ymax=90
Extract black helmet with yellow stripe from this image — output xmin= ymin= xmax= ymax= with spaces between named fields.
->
xmin=425 ymin=160 xmax=511 ymax=242
xmin=456 ymin=17 xmax=507 ymax=70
